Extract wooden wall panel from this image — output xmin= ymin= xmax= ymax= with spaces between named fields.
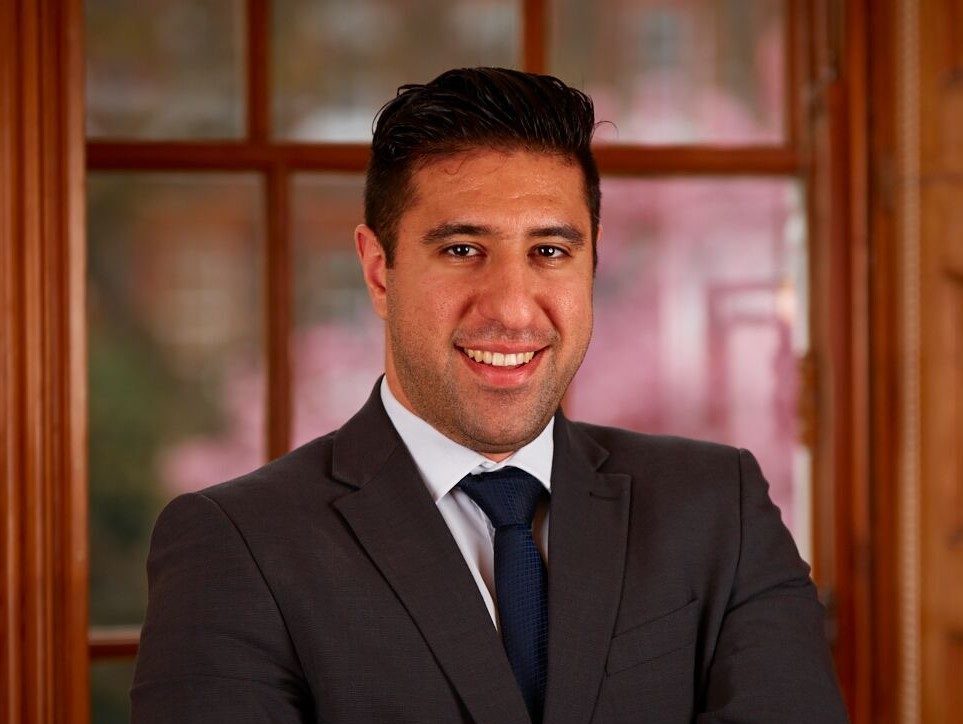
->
xmin=871 ymin=0 xmax=963 ymax=720
xmin=806 ymin=1 xmax=872 ymax=719
xmin=920 ymin=0 xmax=963 ymax=173
xmin=0 ymin=0 xmax=89 ymax=722
xmin=920 ymin=183 xmax=963 ymax=723
xmin=866 ymin=0 xmax=905 ymax=721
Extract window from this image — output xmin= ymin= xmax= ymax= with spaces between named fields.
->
xmin=86 ymin=2 xmax=805 ymax=720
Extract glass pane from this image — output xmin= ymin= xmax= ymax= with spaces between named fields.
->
xmin=550 ymin=0 xmax=786 ymax=145
xmin=92 ymin=659 xmax=135 ymax=724
xmin=569 ymin=178 xmax=810 ymax=550
xmin=86 ymin=0 xmax=245 ymax=139
xmin=290 ymin=174 xmax=384 ymax=447
xmin=273 ymin=0 xmax=521 ymax=141
xmin=87 ymin=173 xmax=266 ymax=625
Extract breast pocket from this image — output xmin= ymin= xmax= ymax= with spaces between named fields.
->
xmin=595 ymin=599 xmax=701 ymax=723
xmin=605 ymin=598 xmax=700 ymax=675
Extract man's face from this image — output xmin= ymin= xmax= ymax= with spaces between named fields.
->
xmin=356 ymin=150 xmax=595 ymax=458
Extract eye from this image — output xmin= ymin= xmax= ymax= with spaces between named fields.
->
xmin=444 ymin=244 xmax=479 ymax=257
xmin=534 ymin=245 xmax=566 ymax=258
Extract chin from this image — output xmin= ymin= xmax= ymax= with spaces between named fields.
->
xmin=463 ymin=420 xmax=548 ymax=453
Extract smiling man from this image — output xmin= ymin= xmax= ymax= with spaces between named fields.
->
xmin=132 ymin=68 xmax=848 ymax=724
xmin=359 ymin=149 xmax=593 ymax=458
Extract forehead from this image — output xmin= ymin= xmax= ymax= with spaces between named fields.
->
xmin=402 ymin=149 xmax=590 ymax=228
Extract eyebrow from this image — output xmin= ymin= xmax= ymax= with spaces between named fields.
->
xmin=528 ymin=224 xmax=586 ymax=246
xmin=422 ymin=223 xmax=494 ymax=244
xmin=422 ymin=222 xmax=586 ymax=247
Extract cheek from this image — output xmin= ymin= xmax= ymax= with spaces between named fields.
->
xmin=389 ymin=277 xmax=465 ymax=339
xmin=549 ymin=282 xmax=594 ymax=337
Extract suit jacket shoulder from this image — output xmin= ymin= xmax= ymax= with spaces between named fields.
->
xmin=133 ymin=389 xmax=848 ymax=723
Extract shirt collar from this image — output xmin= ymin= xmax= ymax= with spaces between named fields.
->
xmin=380 ymin=377 xmax=554 ymax=503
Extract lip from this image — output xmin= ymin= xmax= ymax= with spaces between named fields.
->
xmin=456 ymin=346 xmax=546 ymax=388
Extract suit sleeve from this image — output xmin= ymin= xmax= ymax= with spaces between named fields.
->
xmin=131 ymin=492 xmax=313 ymax=723
xmin=697 ymin=449 xmax=849 ymax=723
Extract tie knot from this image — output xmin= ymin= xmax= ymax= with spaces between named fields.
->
xmin=457 ymin=466 xmax=546 ymax=529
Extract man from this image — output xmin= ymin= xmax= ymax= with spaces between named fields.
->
xmin=132 ymin=68 xmax=848 ymax=723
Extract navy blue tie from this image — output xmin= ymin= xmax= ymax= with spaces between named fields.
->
xmin=458 ymin=466 xmax=548 ymax=724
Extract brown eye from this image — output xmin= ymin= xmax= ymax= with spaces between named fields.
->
xmin=446 ymin=244 xmax=477 ymax=257
xmin=535 ymin=245 xmax=564 ymax=257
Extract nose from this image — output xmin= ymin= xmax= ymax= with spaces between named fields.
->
xmin=473 ymin=254 xmax=541 ymax=331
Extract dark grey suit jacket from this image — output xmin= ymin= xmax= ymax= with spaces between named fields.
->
xmin=131 ymin=383 xmax=848 ymax=723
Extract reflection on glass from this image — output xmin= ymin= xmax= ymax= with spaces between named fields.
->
xmin=569 ymin=178 xmax=809 ymax=545
xmin=86 ymin=0 xmax=245 ymax=139
xmin=272 ymin=0 xmax=520 ymax=141
xmin=290 ymin=174 xmax=384 ymax=447
xmin=550 ymin=0 xmax=786 ymax=144
xmin=87 ymin=173 xmax=265 ymax=625
xmin=91 ymin=659 xmax=136 ymax=724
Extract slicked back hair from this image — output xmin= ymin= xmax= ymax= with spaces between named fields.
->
xmin=364 ymin=67 xmax=600 ymax=267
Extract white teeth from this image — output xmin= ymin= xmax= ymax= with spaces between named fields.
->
xmin=462 ymin=348 xmax=537 ymax=367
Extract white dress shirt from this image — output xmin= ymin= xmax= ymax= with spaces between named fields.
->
xmin=380 ymin=378 xmax=552 ymax=628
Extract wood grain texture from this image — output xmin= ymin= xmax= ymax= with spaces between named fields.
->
xmin=0 ymin=0 xmax=89 ymax=722
xmin=866 ymin=2 xmax=903 ymax=722
xmin=804 ymin=1 xmax=873 ymax=720
xmin=920 ymin=181 xmax=963 ymax=724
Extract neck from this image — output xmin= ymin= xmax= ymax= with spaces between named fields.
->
xmin=383 ymin=374 xmax=518 ymax=462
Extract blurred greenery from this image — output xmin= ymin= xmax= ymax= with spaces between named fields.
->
xmin=91 ymin=660 xmax=136 ymax=724
xmin=88 ymin=176 xmax=226 ymax=627
xmin=86 ymin=0 xmax=244 ymax=138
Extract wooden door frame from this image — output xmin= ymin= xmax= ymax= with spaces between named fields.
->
xmin=0 ymin=0 xmax=89 ymax=722
xmin=864 ymin=0 xmax=923 ymax=721
xmin=803 ymin=1 xmax=876 ymax=720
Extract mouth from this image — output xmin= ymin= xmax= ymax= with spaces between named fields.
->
xmin=459 ymin=347 xmax=539 ymax=368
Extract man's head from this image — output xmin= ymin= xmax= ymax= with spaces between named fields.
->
xmin=356 ymin=68 xmax=600 ymax=458
xmin=364 ymin=67 xmax=600 ymax=268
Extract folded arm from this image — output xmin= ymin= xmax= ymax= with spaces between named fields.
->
xmin=131 ymin=492 xmax=313 ymax=723
xmin=697 ymin=449 xmax=849 ymax=723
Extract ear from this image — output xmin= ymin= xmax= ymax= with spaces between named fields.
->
xmin=355 ymin=224 xmax=388 ymax=319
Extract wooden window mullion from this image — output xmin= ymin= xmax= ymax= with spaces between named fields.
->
xmin=247 ymin=0 xmax=270 ymax=142
xmin=523 ymin=0 xmax=547 ymax=74
xmin=787 ymin=0 xmax=804 ymax=152
xmin=266 ymin=163 xmax=292 ymax=459
xmin=86 ymin=141 xmax=371 ymax=171
xmin=88 ymin=627 xmax=141 ymax=659
xmin=86 ymin=142 xmax=801 ymax=176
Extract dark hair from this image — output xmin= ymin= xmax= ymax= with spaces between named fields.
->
xmin=364 ymin=67 xmax=600 ymax=267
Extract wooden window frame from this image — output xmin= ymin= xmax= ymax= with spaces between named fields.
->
xmin=85 ymin=0 xmax=813 ymax=650
xmin=0 ymin=1 xmax=874 ymax=718
xmin=1 ymin=0 xmax=89 ymax=721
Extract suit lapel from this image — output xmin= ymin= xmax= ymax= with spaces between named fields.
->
xmin=543 ymin=415 xmax=632 ymax=724
xmin=331 ymin=387 xmax=530 ymax=724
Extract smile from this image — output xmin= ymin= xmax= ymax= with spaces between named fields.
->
xmin=460 ymin=348 xmax=537 ymax=367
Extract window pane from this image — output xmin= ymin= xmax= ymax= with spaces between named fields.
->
xmin=91 ymin=659 xmax=135 ymax=724
xmin=550 ymin=0 xmax=786 ymax=145
xmin=290 ymin=174 xmax=384 ymax=446
xmin=86 ymin=0 xmax=245 ymax=139
xmin=273 ymin=0 xmax=521 ymax=141
xmin=87 ymin=173 xmax=265 ymax=625
xmin=569 ymin=178 xmax=810 ymax=550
